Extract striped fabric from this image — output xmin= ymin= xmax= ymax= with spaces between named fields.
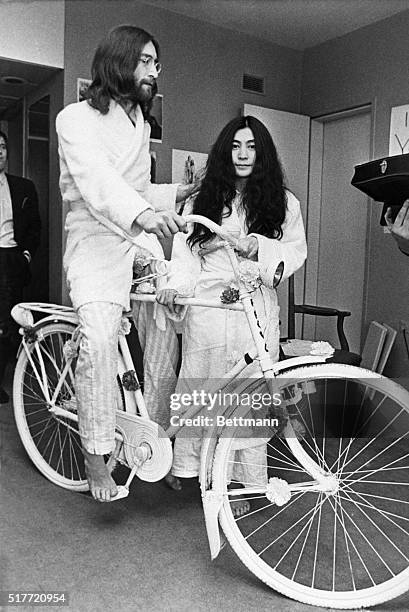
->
xmin=75 ymin=302 xmax=123 ymax=454
xmin=74 ymin=301 xmax=179 ymax=454
xmin=134 ymin=302 xmax=179 ymax=430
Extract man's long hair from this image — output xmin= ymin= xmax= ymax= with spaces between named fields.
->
xmin=86 ymin=24 xmax=159 ymax=117
xmin=188 ymin=115 xmax=287 ymax=249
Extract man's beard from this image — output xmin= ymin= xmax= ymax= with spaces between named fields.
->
xmin=128 ymin=78 xmax=158 ymax=116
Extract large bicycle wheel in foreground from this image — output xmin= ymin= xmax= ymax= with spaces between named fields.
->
xmin=213 ymin=364 xmax=409 ymax=608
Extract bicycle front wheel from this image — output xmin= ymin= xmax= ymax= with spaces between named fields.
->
xmin=212 ymin=364 xmax=409 ymax=608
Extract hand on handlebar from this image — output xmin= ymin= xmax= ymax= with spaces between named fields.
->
xmin=156 ymin=288 xmax=184 ymax=315
xmin=234 ymin=236 xmax=258 ymax=260
xmin=135 ymin=210 xmax=188 ymax=238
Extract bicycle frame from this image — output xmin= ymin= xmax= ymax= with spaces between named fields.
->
xmin=13 ymin=220 xmax=409 ymax=608
xmin=12 ymin=214 xmax=334 ymax=558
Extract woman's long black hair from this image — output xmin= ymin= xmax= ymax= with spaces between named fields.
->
xmin=188 ymin=115 xmax=287 ymax=249
xmin=86 ymin=24 xmax=159 ymax=118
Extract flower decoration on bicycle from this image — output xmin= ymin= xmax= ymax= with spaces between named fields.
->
xmin=237 ymin=259 xmax=262 ymax=290
xmin=131 ymin=244 xmax=168 ymax=294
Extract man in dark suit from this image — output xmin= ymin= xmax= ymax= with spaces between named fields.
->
xmin=0 ymin=129 xmax=41 ymax=403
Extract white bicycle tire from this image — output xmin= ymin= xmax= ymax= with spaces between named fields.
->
xmin=213 ymin=363 xmax=409 ymax=608
xmin=13 ymin=321 xmax=126 ymax=491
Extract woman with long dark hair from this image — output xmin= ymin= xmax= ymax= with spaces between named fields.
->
xmin=157 ymin=116 xmax=307 ymax=510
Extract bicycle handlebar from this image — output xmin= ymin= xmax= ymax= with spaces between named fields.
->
xmin=183 ymin=214 xmax=239 ymax=246
xmin=182 ymin=213 xmax=284 ymax=289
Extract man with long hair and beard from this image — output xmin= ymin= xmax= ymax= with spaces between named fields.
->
xmin=56 ymin=25 xmax=196 ymax=502
xmin=157 ymin=116 xmax=307 ymax=514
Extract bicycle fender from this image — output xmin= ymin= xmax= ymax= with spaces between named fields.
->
xmin=32 ymin=314 xmax=79 ymax=327
xmin=202 ymin=489 xmax=225 ymax=560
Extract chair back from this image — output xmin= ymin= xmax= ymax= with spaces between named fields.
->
xmin=287 ymin=274 xmax=351 ymax=351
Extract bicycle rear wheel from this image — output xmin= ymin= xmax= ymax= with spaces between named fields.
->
xmin=13 ymin=321 xmax=125 ymax=491
xmin=212 ymin=364 xmax=409 ymax=608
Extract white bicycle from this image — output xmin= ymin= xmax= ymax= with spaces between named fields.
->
xmin=11 ymin=215 xmax=409 ymax=609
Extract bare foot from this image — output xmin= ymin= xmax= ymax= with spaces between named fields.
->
xmin=83 ymin=450 xmax=118 ymax=502
xmin=231 ymin=497 xmax=251 ymax=518
xmin=228 ymin=483 xmax=250 ymax=518
xmin=164 ymin=472 xmax=182 ymax=491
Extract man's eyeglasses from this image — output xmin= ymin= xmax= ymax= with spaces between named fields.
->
xmin=138 ymin=54 xmax=162 ymax=74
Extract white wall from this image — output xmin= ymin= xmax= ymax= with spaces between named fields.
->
xmin=0 ymin=0 xmax=64 ymax=67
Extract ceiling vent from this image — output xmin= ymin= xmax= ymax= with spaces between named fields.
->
xmin=242 ymin=73 xmax=264 ymax=95
xmin=1 ymin=75 xmax=27 ymax=86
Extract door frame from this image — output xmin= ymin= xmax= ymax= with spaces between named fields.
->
xmin=304 ymin=103 xmax=375 ymax=345
xmin=24 ymin=71 xmax=64 ymax=303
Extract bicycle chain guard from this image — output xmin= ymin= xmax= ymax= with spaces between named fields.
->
xmin=115 ymin=411 xmax=172 ymax=482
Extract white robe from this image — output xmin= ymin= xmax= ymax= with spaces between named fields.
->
xmin=56 ymin=99 xmax=177 ymax=309
xmin=167 ymin=191 xmax=307 ymax=376
xmin=166 ymin=191 xmax=307 ymax=478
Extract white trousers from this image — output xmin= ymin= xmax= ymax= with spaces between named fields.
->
xmin=75 ymin=302 xmax=123 ymax=455
xmin=133 ymin=302 xmax=179 ymax=430
xmin=75 ymin=301 xmax=179 ymax=454
xmin=172 ymin=436 xmax=267 ymax=485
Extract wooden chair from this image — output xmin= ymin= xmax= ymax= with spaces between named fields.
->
xmin=285 ymin=273 xmax=398 ymax=372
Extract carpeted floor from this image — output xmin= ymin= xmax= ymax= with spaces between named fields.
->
xmin=1 ymin=363 xmax=409 ymax=612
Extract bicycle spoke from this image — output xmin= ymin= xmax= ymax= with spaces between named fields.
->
xmin=333 ymin=494 xmax=395 ymax=578
xmin=339 ymin=487 xmax=409 ymax=552
xmin=339 ymin=410 xmax=406 ymax=475
xmin=339 ymin=486 xmax=409 ymax=528
xmin=289 ymin=384 xmax=330 ymax=472
xmin=333 ymin=493 xmax=357 ymax=591
xmin=291 ymin=495 xmax=321 ymax=581
xmin=271 ymin=495 xmax=325 ymax=575
xmin=328 ymin=493 xmax=375 ymax=587
xmin=342 ymin=448 xmax=409 ymax=487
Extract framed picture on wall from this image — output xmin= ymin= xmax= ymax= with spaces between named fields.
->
xmin=389 ymin=104 xmax=409 ymax=155
xmin=172 ymin=149 xmax=208 ymax=184
xmin=77 ymin=78 xmax=91 ymax=102
xmin=149 ymin=94 xmax=163 ymax=143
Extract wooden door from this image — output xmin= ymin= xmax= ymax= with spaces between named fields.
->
xmin=306 ymin=108 xmax=372 ymax=353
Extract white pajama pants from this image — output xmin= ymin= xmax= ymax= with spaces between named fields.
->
xmin=133 ymin=302 xmax=179 ymax=431
xmin=75 ymin=302 xmax=123 ymax=455
xmin=172 ymin=436 xmax=267 ymax=485
xmin=75 ymin=301 xmax=180 ymax=454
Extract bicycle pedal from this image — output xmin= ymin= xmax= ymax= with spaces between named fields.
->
xmin=111 ymin=485 xmax=129 ymax=501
